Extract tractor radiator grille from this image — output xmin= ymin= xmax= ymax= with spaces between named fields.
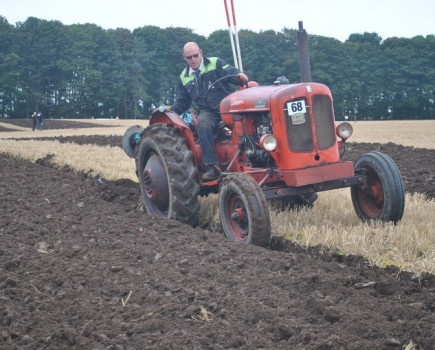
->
xmin=285 ymin=98 xmax=313 ymax=152
xmin=313 ymin=95 xmax=336 ymax=150
xmin=285 ymin=95 xmax=335 ymax=152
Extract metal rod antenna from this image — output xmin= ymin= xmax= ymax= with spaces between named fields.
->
xmin=230 ymin=0 xmax=243 ymax=72
xmin=223 ymin=0 xmax=238 ymax=69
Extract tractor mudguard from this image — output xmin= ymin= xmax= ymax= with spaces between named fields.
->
xmin=149 ymin=110 xmax=200 ymax=166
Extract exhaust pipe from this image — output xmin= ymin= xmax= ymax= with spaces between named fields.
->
xmin=297 ymin=21 xmax=312 ymax=83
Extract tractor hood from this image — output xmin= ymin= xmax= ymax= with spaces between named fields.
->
xmin=220 ymin=82 xmax=329 ymax=126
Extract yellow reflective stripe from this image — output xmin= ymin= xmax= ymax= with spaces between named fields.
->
xmin=179 ymin=57 xmax=220 ymax=86
xmin=201 ymin=57 xmax=218 ymax=74
xmin=180 ymin=68 xmax=194 ymax=85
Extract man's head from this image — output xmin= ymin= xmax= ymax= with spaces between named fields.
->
xmin=183 ymin=42 xmax=202 ymax=71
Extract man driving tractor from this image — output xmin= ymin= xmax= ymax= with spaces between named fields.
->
xmin=169 ymin=42 xmax=248 ymax=181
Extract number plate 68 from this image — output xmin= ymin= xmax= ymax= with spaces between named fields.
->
xmin=287 ymin=100 xmax=307 ymax=115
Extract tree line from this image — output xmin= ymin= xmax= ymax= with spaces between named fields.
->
xmin=0 ymin=16 xmax=434 ymax=120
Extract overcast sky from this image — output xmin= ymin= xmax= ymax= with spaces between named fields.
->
xmin=1 ymin=0 xmax=434 ymax=42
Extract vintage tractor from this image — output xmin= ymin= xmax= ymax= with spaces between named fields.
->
xmin=122 ymin=23 xmax=405 ymax=247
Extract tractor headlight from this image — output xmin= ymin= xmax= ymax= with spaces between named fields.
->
xmin=336 ymin=122 xmax=353 ymax=141
xmin=260 ymin=134 xmax=277 ymax=152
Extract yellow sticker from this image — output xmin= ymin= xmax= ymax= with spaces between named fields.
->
xmin=291 ymin=113 xmax=306 ymax=125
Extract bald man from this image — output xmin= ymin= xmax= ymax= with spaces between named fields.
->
xmin=169 ymin=42 xmax=248 ymax=181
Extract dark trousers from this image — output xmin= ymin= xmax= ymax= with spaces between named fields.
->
xmin=197 ymin=110 xmax=221 ymax=165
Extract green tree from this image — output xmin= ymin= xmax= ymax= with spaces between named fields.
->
xmin=62 ymin=23 xmax=124 ymax=118
xmin=109 ymin=28 xmax=140 ymax=118
xmin=1 ymin=16 xmax=433 ymax=120
xmin=239 ymin=29 xmax=291 ymax=84
xmin=132 ymin=26 xmax=204 ymax=115
xmin=0 ymin=16 xmax=21 ymax=118
xmin=382 ymin=35 xmax=435 ymax=119
xmin=309 ymin=35 xmax=350 ymax=119
xmin=344 ymin=33 xmax=384 ymax=120
xmin=205 ymin=29 xmax=237 ymax=67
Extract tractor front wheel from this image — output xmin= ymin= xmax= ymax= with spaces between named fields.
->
xmin=351 ymin=151 xmax=405 ymax=223
xmin=219 ymin=174 xmax=271 ymax=246
xmin=122 ymin=124 xmax=144 ymax=158
xmin=137 ymin=124 xmax=200 ymax=227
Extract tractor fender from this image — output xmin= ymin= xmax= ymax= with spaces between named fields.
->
xmin=149 ymin=111 xmax=200 ymax=166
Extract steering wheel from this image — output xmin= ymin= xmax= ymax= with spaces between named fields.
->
xmin=205 ymin=74 xmax=243 ymax=110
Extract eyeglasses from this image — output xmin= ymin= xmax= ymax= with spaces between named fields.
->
xmin=185 ymin=53 xmax=200 ymax=60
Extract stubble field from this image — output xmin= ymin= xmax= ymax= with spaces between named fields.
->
xmin=0 ymin=118 xmax=434 ymax=349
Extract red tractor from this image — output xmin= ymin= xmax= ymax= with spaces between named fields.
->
xmin=122 ymin=24 xmax=405 ymax=247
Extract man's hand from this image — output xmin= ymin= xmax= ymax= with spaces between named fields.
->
xmin=152 ymin=105 xmax=168 ymax=114
xmin=236 ymin=73 xmax=248 ymax=83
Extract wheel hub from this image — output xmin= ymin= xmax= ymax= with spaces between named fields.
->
xmin=362 ymin=180 xmax=384 ymax=206
xmin=142 ymin=154 xmax=169 ymax=212
xmin=231 ymin=207 xmax=246 ymax=223
xmin=226 ymin=196 xmax=248 ymax=240
xmin=358 ymin=176 xmax=384 ymax=217
xmin=369 ymin=182 xmax=384 ymax=205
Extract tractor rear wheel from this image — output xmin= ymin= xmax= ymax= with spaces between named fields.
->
xmin=137 ymin=124 xmax=200 ymax=227
xmin=351 ymin=151 xmax=405 ymax=223
xmin=219 ymin=174 xmax=271 ymax=247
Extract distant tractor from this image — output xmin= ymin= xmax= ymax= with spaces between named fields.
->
xmin=122 ymin=23 xmax=405 ymax=247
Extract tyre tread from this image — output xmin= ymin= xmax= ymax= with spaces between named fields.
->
xmin=352 ymin=151 xmax=405 ymax=223
xmin=137 ymin=125 xmax=200 ymax=227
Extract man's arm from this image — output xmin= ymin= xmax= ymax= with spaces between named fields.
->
xmin=218 ymin=58 xmax=248 ymax=85
xmin=169 ymin=80 xmax=192 ymax=115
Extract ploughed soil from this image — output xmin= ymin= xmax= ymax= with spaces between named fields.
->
xmin=0 ymin=118 xmax=116 ymax=132
xmin=1 ymin=119 xmax=434 ymax=349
